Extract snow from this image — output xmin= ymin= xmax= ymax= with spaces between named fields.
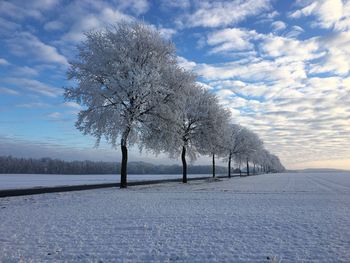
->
xmin=1 ymin=172 xmax=350 ymax=262
xmin=0 ymin=173 xmax=213 ymax=190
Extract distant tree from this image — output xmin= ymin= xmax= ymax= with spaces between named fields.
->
xmin=250 ymin=148 xmax=263 ymax=174
xmin=65 ymin=21 xmax=178 ymax=188
xmin=233 ymin=128 xmax=263 ymax=176
xmin=270 ymin=154 xmax=285 ymax=172
xmin=261 ymin=151 xmax=285 ymax=173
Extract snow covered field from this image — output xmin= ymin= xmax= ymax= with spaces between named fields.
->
xmin=0 ymin=173 xmax=215 ymax=190
xmin=1 ymin=172 xmax=349 ymax=262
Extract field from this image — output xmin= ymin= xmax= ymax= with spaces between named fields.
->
xmin=1 ymin=172 xmax=349 ymax=262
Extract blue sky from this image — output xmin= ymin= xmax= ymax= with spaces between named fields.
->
xmin=0 ymin=0 xmax=350 ymax=169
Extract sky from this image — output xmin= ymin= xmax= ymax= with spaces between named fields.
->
xmin=0 ymin=0 xmax=350 ymax=170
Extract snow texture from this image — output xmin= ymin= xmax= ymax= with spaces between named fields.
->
xmin=1 ymin=172 xmax=350 ymax=262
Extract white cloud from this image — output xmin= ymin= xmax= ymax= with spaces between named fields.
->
xmin=0 ymin=1 xmax=42 ymax=20
xmin=61 ymin=7 xmax=133 ymax=43
xmin=260 ymin=35 xmax=320 ymax=62
xmin=289 ymin=1 xmax=317 ymax=19
xmin=207 ymin=28 xmax=258 ymax=53
xmin=0 ymin=58 xmax=9 ymax=65
xmin=16 ymin=102 xmax=50 ymax=108
xmin=44 ymin=20 xmax=64 ymax=31
xmin=310 ymin=31 xmax=350 ymax=75
xmin=163 ymin=0 xmax=190 ymax=10
xmin=177 ymin=56 xmax=197 ymax=71
xmin=6 ymin=32 xmax=68 ymax=66
xmin=271 ymin=21 xmax=286 ymax=32
xmin=264 ymin=11 xmax=279 ymax=20
xmin=158 ymin=27 xmax=177 ymax=39
xmin=0 ymin=17 xmax=20 ymax=34
xmin=196 ymin=81 xmax=213 ymax=90
xmin=195 ymin=58 xmax=307 ymax=83
xmin=148 ymin=24 xmax=177 ymax=39
xmin=5 ymin=78 xmax=63 ymax=97
xmin=114 ymin=0 xmax=149 ymax=15
xmin=0 ymin=87 xmax=19 ymax=95
xmin=12 ymin=66 xmax=39 ymax=76
xmin=182 ymin=0 xmax=271 ymax=28
xmin=30 ymin=0 xmax=61 ymax=10
xmin=62 ymin=102 xmax=82 ymax=109
xmin=290 ymin=0 xmax=349 ymax=31
xmin=284 ymin=25 xmax=304 ymax=38
xmin=0 ymin=0 xmax=60 ymax=21
xmin=334 ymin=1 xmax=350 ymax=31
xmin=37 ymin=0 xmax=150 ymax=45
xmin=216 ymin=88 xmax=235 ymax=99
xmin=310 ymin=49 xmax=350 ymax=76
xmin=48 ymin=112 xmax=62 ymax=118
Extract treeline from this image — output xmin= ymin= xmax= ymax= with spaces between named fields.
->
xmin=0 ymin=156 xmax=232 ymax=175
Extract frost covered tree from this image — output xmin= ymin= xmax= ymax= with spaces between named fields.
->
xmin=269 ymin=154 xmax=285 ymax=172
xmin=222 ymin=124 xmax=244 ymax=178
xmin=233 ymin=128 xmax=263 ymax=176
xmin=250 ymin=148 xmax=265 ymax=174
xmin=142 ymin=82 xmax=218 ymax=183
xmin=225 ymin=125 xmax=253 ymax=176
xmin=65 ymin=21 xmax=179 ymax=188
xmin=260 ymin=151 xmax=285 ymax=173
xmin=222 ymin=124 xmax=285 ymax=176
xmin=198 ymin=102 xmax=231 ymax=178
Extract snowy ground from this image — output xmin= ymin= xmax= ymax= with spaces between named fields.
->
xmin=1 ymin=172 xmax=350 ymax=262
xmin=0 ymin=173 xmax=215 ymax=190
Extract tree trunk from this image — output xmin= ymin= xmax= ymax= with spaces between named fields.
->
xmin=228 ymin=152 xmax=232 ymax=178
xmin=246 ymin=158 xmax=250 ymax=176
xmin=239 ymin=164 xmax=241 ymax=176
xmin=253 ymin=163 xmax=256 ymax=174
xmin=120 ymin=144 xmax=128 ymax=188
xmin=212 ymin=153 xmax=215 ymax=178
xmin=181 ymin=145 xmax=187 ymax=183
xmin=120 ymin=127 xmax=130 ymax=188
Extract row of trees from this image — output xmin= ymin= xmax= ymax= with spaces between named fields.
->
xmin=65 ymin=21 xmax=284 ymax=188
